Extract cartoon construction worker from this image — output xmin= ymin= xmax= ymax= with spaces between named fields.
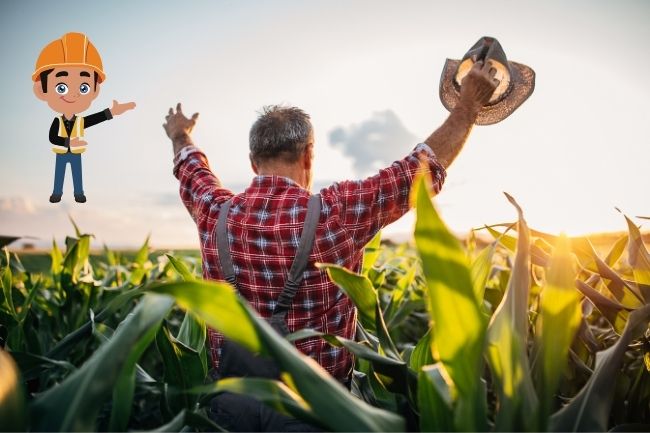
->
xmin=32 ymin=32 xmax=135 ymax=203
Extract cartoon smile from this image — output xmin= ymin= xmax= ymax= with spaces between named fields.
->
xmin=60 ymin=96 xmax=76 ymax=103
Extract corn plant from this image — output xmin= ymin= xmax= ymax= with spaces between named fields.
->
xmin=313 ymin=175 xmax=650 ymax=431
xmin=1 ymin=173 xmax=649 ymax=431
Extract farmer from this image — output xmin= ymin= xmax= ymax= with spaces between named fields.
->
xmin=164 ymin=57 xmax=499 ymax=429
xmin=32 ymin=32 xmax=136 ymax=203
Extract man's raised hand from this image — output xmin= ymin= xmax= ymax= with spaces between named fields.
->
xmin=163 ymin=103 xmax=200 ymax=155
xmin=459 ymin=60 xmax=500 ymax=111
xmin=163 ymin=103 xmax=199 ymax=139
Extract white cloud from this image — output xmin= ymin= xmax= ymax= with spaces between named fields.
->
xmin=0 ymin=197 xmax=37 ymax=215
xmin=329 ymin=110 xmax=418 ymax=177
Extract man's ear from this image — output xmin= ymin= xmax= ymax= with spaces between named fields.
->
xmin=250 ymin=154 xmax=259 ymax=174
xmin=302 ymin=144 xmax=313 ymax=170
xmin=33 ymin=81 xmax=47 ymax=101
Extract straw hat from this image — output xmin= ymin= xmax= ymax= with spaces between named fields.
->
xmin=439 ymin=36 xmax=535 ymax=125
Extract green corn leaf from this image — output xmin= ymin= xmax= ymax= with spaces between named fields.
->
xmin=409 ymin=328 xmax=434 ymax=373
xmin=61 ymin=235 xmax=91 ymax=284
xmin=375 ymin=302 xmax=401 ymax=361
xmin=550 ymin=304 xmax=650 ymax=432
xmin=485 ymin=193 xmax=539 ymax=432
xmin=288 ymin=328 xmax=410 ymax=396
xmin=362 ymin=231 xmax=383 ymax=276
xmin=604 ymin=234 xmax=628 ymax=267
xmin=584 ymin=239 xmax=644 ymax=307
xmin=146 ymin=280 xmax=405 ymax=432
xmin=575 ymin=280 xmax=629 ymax=334
xmin=68 ymin=215 xmax=82 ymax=237
xmin=176 ymin=292 xmax=207 ymax=352
xmin=46 ymin=287 xmax=145 ymax=360
xmin=249 ymin=304 xmax=405 ymax=431
xmin=484 ymin=224 xmax=551 ymax=267
xmin=1 ymin=256 xmax=16 ymax=321
xmin=471 ymin=242 xmax=496 ymax=304
xmin=166 ymin=254 xmax=196 ymax=281
xmin=8 ymin=351 xmax=76 ymax=381
xmin=624 ymin=216 xmax=650 ymax=301
xmin=413 ymin=175 xmax=487 ymax=432
xmin=30 ymin=294 xmax=173 ymax=432
xmin=192 ymin=377 xmax=321 ymax=427
xmin=287 ymin=329 xmax=404 ymax=369
xmin=17 ymin=278 xmax=40 ymax=325
xmin=147 ymin=280 xmax=260 ymax=353
xmin=108 ymin=309 xmax=165 ymax=432
xmin=418 ymin=363 xmax=455 ymax=432
xmin=536 ymin=234 xmax=581 ymax=426
xmin=50 ymin=238 xmax=63 ymax=277
xmin=155 ymin=321 xmax=206 ymax=414
xmin=317 ymin=263 xmax=377 ymax=332
xmin=129 ymin=235 xmax=150 ymax=285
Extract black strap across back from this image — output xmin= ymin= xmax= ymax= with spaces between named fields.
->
xmin=216 ymin=194 xmax=322 ymax=336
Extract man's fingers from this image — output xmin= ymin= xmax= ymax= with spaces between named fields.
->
xmin=488 ymin=67 xmax=497 ymax=77
xmin=168 ymin=107 xmax=173 ymax=116
xmin=176 ymin=102 xmax=183 ymax=115
xmin=191 ymin=112 xmax=199 ymax=121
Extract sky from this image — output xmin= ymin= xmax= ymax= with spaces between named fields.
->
xmin=1 ymin=0 xmax=649 ymax=249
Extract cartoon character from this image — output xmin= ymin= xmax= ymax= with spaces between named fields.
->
xmin=32 ymin=32 xmax=135 ymax=203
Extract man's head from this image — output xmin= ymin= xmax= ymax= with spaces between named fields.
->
xmin=249 ymin=105 xmax=314 ymax=188
xmin=32 ymin=32 xmax=105 ymax=117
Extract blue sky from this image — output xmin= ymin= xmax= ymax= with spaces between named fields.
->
xmin=1 ymin=0 xmax=649 ymax=248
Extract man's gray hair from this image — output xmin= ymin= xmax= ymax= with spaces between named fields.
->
xmin=249 ymin=105 xmax=312 ymax=165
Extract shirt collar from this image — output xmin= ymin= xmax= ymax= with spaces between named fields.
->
xmin=248 ymin=175 xmax=305 ymax=192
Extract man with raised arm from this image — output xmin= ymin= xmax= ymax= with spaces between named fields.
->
xmin=163 ymin=59 xmax=498 ymax=430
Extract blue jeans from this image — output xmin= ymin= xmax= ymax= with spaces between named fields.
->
xmin=53 ymin=153 xmax=84 ymax=196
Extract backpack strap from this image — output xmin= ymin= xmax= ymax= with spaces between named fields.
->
xmin=215 ymin=194 xmax=322 ymax=335
xmin=216 ymin=199 xmax=237 ymax=287
xmin=269 ymin=194 xmax=321 ymax=334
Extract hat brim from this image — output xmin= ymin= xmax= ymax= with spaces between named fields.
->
xmin=439 ymin=59 xmax=535 ymax=125
xmin=31 ymin=63 xmax=106 ymax=83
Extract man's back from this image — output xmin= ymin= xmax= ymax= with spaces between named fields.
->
xmin=173 ymin=143 xmax=446 ymax=383
xmin=206 ymin=174 xmax=357 ymax=382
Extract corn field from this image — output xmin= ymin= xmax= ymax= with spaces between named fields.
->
xmin=1 ymin=175 xmax=649 ymax=432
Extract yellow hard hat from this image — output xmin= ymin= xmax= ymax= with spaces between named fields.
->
xmin=32 ymin=32 xmax=105 ymax=82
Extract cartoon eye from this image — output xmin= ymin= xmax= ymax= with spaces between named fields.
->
xmin=79 ymin=83 xmax=90 ymax=94
xmin=55 ymin=83 xmax=68 ymax=95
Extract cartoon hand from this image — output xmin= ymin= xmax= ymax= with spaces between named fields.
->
xmin=70 ymin=138 xmax=88 ymax=147
xmin=110 ymin=100 xmax=137 ymax=116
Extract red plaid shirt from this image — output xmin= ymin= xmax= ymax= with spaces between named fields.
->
xmin=173 ymin=143 xmax=445 ymax=381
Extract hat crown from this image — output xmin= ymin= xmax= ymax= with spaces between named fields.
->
xmin=455 ymin=36 xmax=512 ymax=104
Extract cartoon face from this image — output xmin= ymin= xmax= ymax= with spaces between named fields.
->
xmin=33 ymin=66 xmax=100 ymax=116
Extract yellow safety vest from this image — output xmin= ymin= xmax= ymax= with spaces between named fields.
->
xmin=53 ymin=116 xmax=86 ymax=154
